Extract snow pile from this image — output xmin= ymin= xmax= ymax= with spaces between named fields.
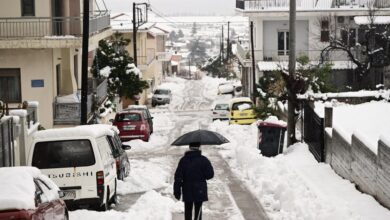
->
xmin=157 ymin=77 xmax=186 ymax=110
xmin=299 ymin=90 xmax=390 ymax=101
xmin=202 ymin=76 xmax=231 ymax=102
xmin=209 ymin=120 xmax=390 ymax=220
xmin=333 ymin=101 xmax=390 ymax=154
xmin=237 ymin=103 xmax=251 ymax=111
xmin=99 ymin=66 xmax=111 ymax=77
xmin=70 ymin=190 xmax=179 ymax=220
xmin=56 ymin=92 xmax=81 ymax=103
xmin=0 ymin=167 xmax=42 ymax=211
xmin=118 ymin=157 xmax=171 ymax=194
xmin=9 ymin=109 xmax=28 ymax=117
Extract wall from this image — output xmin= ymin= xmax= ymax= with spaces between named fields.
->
xmin=327 ymin=128 xmax=390 ymax=209
xmin=0 ymin=0 xmax=51 ymax=17
xmin=0 ymin=49 xmax=55 ymax=128
xmin=263 ymin=20 xmax=309 ymax=60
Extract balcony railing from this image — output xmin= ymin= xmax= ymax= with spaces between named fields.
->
xmin=53 ymin=78 xmax=107 ymax=125
xmin=0 ymin=12 xmax=110 ymax=38
xmin=236 ymin=0 xmax=390 ymax=10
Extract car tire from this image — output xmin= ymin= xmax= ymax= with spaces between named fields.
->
xmin=64 ymin=209 xmax=69 ymax=220
xmin=119 ymin=170 xmax=124 ymax=181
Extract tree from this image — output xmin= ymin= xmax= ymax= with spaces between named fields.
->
xmin=178 ymin=29 xmax=184 ymax=38
xmin=168 ymin=30 xmax=178 ymax=42
xmin=91 ymin=32 xmax=149 ymax=103
xmin=191 ymin=22 xmax=198 ymax=36
xmin=201 ymin=55 xmax=236 ymax=79
xmin=255 ymin=56 xmax=333 ymax=122
xmin=319 ymin=7 xmax=390 ymax=89
xmin=188 ymin=38 xmax=207 ymax=66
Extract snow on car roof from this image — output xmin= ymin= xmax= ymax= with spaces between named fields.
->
xmin=0 ymin=167 xmax=41 ymax=211
xmin=33 ymin=124 xmax=116 ymax=141
xmin=230 ymin=97 xmax=252 ymax=103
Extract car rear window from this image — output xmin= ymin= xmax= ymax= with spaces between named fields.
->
xmin=232 ymin=102 xmax=253 ymax=110
xmin=215 ymin=104 xmax=229 ymax=110
xmin=116 ymin=113 xmax=141 ymax=122
xmin=32 ymin=140 xmax=95 ymax=169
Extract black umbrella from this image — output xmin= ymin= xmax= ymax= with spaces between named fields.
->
xmin=171 ymin=129 xmax=229 ymax=146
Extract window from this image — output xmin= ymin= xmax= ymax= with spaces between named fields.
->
xmin=321 ymin=20 xmax=330 ymax=42
xmin=21 ymin=0 xmax=35 ymax=16
xmin=32 ymin=140 xmax=95 ymax=169
xmin=277 ymin=31 xmax=289 ymax=56
xmin=0 ymin=69 xmax=21 ymax=103
xmin=232 ymin=102 xmax=253 ymax=111
xmin=115 ymin=113 xmax=141 ymax=122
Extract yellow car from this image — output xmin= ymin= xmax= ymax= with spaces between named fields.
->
xmin=229 ymin=97 xmax=256 ymax=125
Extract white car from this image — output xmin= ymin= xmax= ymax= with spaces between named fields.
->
xmin=152 ymin=88 xmax=172 ymax=107
xmin=212 ymin=101 xmax=230 ymax=121
xmin=28 ymin=124 xmax=118 ymax=211
xmin=217 ymin=83 xmax=234 ymax=95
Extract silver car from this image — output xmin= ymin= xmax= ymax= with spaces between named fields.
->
xmin=212 ymin=102 xmax=230 ymax=121
xmin=152 ymin=88 xmax=172 ymax=107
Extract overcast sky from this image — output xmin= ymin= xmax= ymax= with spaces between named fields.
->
xmin=104 ymin=0 xmax=235 ymax=16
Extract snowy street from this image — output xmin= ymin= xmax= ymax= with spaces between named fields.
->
xmin=68 ymin=76 xmax=390 ymax=220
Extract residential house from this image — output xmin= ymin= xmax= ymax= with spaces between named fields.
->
xmin=0 ymin=0 xmax=112 ymax=128
xmin=111 ymin=13 xmax=170 ymax=107
xmin=235 ymin=0 xmax=390 ymax=95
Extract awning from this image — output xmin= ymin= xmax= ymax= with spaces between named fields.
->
xmin=257 ymin=61 xmax=357 ymax=71
xmin=354 ymin=16 xmax=390 ymax=25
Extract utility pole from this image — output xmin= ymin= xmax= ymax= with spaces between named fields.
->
xmin=221 ymin=25 xmax=224 ymax=61
xmin=250 ymin=21 xmax=256 ymax=103
xmin=227 ymin=21 xmax=230 ymax=62
xmin=81 ymin=0 xmax=89 ymax=125
xmin=287 ymin=0 xmax=297 ymax=146
xmin=132 ymin=2 xmax=148 ymax=66
xmin=188 ymin=58 xmax=191 ymax=79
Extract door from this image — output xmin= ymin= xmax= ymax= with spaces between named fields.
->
xmin=52 ymin=0 xmax=63 ymax=35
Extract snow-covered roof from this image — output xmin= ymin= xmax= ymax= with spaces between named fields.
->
xmin=33 ymin=124 xmax=115 ymax=141
xmin=354 ymin=16 xmax=390 ymax=25
xmin=0 ymin=167 xmax=59 ymax=211
xmin=258 ymin=60 xmax=357 ymax=71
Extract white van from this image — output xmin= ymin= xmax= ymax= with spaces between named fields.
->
xmin=27 ymin=124 xmax=118 ymax=210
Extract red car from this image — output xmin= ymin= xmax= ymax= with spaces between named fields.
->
xmin=0 ymin=167 xmax=68 ymax=220
xmin=113 ymin=110 xmax=151 ymax=142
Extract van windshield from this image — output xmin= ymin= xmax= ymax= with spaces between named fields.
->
xmin=32 ymin=140 xmax=95 ymax=169
xmin=154 ymin=89 xmax=169 ymax=95
xmin=215 ymin=104 xmax=229 ymax=110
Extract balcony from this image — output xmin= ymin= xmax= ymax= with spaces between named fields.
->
xmin=236 ymin=0 xmax=315 ymax=10
xmin=53 ymin=78 xmax=107 ymax=125
xmin=0 ymin=11 xmax=110 ymax=39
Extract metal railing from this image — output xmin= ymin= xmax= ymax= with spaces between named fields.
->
xmin=0 ymin=12 xmax=110 ymax=38
xmin=0 ymin=117 xmax=15 ymax=167
xmin=236 ymin=0 xmax=390 ymax=10
xmin=53 ymin=79 xmax=107 ymax=125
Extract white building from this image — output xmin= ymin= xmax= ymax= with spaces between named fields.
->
xmin=235 ymin=0 xmax=390 ymax=95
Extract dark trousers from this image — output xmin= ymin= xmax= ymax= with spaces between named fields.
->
xmin=184 ymin=201 xmax=203 ymax=220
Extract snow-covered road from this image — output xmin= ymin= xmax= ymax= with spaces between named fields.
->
xmin=70 ymin=76 xmax=390 ymax=220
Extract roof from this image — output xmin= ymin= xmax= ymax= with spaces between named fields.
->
xmin=258 ymin=60 xmax=357 ymax=71
xmin=0 ymin=167 xmax=42 ymax=211
xmin=354 ymin=16 xmax=390 ymax=25
xmin=33 ymin=124 xmax=115 ymax=141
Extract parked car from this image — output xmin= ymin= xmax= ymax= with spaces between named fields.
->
xmin=217 ymin=82 xmax=234 ymax=95
xmin=212 ymin=101 xmax=230 ymax=121
xmin=0 ymin=167 xmax=68 ymax=220
xmin=152 ymin=88 xmax=172 ymax=107
xmin=112 ymin=110 xmax=151 ymax=142
xmin=107 ymin=131 xmax=131 ymax=180
xmin=28 ymin=124 xmax=118 ymax=211
xmin=229 ymin=97 xmax=256 ymax=125
xmin=125 ymin=105 xmax=154 ymax=133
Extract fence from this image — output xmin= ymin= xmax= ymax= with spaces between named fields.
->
xmin=0 ymin=117 xmax=15 ymax=167
xmin=303 ymin=101 xmax=325 ymax=162
xmin=0 ymin=13 xmax=110 ymax=38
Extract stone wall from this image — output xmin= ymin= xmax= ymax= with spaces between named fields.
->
xmin=327 ymin=129 xmax=390 ymax=209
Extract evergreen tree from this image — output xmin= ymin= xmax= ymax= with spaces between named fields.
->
xmin=168 ymin=31 xmax=178 ymax=42
xmin=91 ymin=32 xmax=149 ymax=102
xmin=191 ymin=22 xmax=198 ymax=36
xmin=178 ymin=29 xmax=184 ymax=38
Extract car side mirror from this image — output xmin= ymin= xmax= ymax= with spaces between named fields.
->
xmin=122 ymin=144 xmax=131 ymax=150
xmin=58 ymin=190 xmax=65 ymax=198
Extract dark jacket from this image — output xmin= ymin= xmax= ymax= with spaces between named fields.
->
xmin=174 ymin=150 xmax=214 ymax=202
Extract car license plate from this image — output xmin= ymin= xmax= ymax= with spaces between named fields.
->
xmin=123 ymin=125 xmax=135 ymax=131
xmin=220 ymin=114 xmax=227 ymax=117
xmin=240 ymin=113 xmax=248 ymax=116
xmin=62 ymin=191 xmax=76 ymax=200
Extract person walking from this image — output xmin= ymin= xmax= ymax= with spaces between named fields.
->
xmin=174 ymin=142 xmax=214 ymax=220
